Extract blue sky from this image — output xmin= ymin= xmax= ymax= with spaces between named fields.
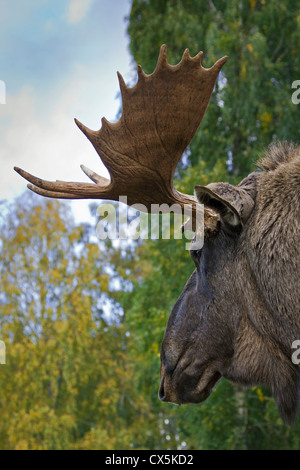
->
xmin=0 ymin=0 xmax=133 ymax=221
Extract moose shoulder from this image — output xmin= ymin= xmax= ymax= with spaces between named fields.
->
xmin=14 ymin=46 xmax=300 ymax=425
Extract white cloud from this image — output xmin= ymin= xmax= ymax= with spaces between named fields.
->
xmin=67 ymin=0 xmax=94 ymax=24
xmin=0 ymin=78 xmax=110 ymax=222
xmin=0 ymin=0 xmax=133 ymax=223
xmin=0 ymin=48 xmax=134 ymax=221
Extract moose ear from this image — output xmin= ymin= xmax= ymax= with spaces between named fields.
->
xmin=194 ymin=182 xmax=255 ymax=231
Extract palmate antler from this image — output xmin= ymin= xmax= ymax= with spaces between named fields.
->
xmin=14 ymin=45 xmax=227 ymax=231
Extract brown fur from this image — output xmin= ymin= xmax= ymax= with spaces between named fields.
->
xmin=13 ymin=42 xmax=299 ymax=425
xmin=159 ymin=142 xmax=300 ymax=425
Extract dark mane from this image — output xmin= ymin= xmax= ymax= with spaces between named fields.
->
xmin=258 ymin=141 xmax=300 ymax=172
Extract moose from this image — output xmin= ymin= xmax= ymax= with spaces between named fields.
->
xmin=14 ymin=45 xmax=300 ymax=425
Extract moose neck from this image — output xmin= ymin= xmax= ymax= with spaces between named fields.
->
xmin=240 ymin=165 xmax=300 ymax=355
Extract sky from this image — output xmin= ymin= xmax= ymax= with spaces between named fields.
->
xmin=0 ymin=0 xmax=134 ymax=222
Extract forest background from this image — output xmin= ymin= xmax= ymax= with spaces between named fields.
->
xmin=1 ymin=0 xmax=300 ymax=450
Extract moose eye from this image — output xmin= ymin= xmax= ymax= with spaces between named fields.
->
xmin=190 ymin=249 xmax=202 ymax=264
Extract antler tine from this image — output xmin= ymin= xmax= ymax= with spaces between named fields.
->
xmin=153 ymin=43 xmax=168 ymax=71
xmin=80 ymin=164 xmax=109 ymax=185
xmin=14 ymin=166 xmax=113 ymax=200
xmin=14 ymin=45 xmax=227 ymax=224
xmin=26 ymin=185 xmax=88 ymax=200
xmin=74 ymin=118 xmax=96 ymax=141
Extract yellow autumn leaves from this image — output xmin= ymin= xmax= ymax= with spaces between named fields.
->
xmin=0 ymin=193 xmax=156 ymax=449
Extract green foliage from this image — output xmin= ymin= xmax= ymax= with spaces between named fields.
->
xmin=128 ymin=0 xmax=300 ymax=178
xmin=2 ymin=0 xmax=300 ymax=450
xmin=0 ymin=194 xmax=157 ymax=449
xmin=124 ymin=0 xmax=300 ymax=449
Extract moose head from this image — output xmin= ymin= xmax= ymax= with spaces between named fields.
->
xmin=15 ymin=45 xmax=300 ymax=425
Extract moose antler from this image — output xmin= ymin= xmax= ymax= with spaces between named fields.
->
xmin=14 ymin=45 xmax=227 ymax=222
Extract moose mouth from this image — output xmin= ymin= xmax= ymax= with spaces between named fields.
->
xmin=159 ymin=364 xmax=221 ymax=405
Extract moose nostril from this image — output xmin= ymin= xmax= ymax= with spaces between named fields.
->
xmin=158 ymin=377 xmax=165 ymax=401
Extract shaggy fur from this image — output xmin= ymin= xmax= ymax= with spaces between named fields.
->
xmin=160 ymin=142 xmax=300 ymax=425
